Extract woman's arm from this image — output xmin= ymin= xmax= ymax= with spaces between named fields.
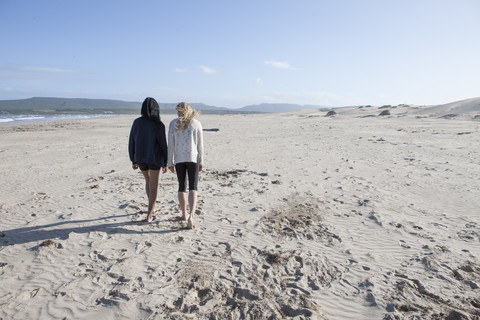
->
xmin=197 ymin=121 xmax=204 ymax=168
xmin=128 ymin=122 xmax=136 ymax=163
xmin=158 ymin=122 xmax=168 ymax=166
xmin=167 ymin=120 xmax=176 ymax=168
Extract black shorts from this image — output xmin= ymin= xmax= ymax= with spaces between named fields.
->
xmin=175 ymin=162 xmax=198 ymax=192
xmin=138 ymin=163 xmax=161 ymax=171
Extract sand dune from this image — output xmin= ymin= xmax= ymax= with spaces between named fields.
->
xmin=411 ymin=97 xmax=480 ymax=118
xmin=0 ymin=102 xmax=479 ymax=319
xmin=329 ymin=97 xmax=480 ymax=120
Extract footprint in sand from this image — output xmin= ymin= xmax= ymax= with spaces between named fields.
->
xmin=170 ymin=236 xmax=184 ymax=244
xmin=232 ymin=229 xmax=243 ymax=237
xmin=457 ymin=229 xmax=479 ymax=241
xmin=219 ymin=217 xmax=231 ymax=224
xmin=86 ymin=176 xmax=104 ymax=183
xmin=399 ymin=240 xmax=411 ymax=249
xmin=33 ymin=192 xmax=50 ymax=202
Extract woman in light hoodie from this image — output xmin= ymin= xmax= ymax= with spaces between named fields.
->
xmin=167 ymin=102 xmax=204 ymax=229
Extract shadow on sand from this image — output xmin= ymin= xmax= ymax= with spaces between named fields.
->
xmin=0 ymin=213 xmax=180 ymax=248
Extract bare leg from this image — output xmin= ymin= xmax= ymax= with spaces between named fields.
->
xmin=178 ymin=192 xmax=187 ymax=221
xmin=186 ymin=190 xmax=197 ymax=229
xmin=141 ymin=170 xmax=150 ymax=200
xmin=144 ymin=169 xmax=160 ymax=222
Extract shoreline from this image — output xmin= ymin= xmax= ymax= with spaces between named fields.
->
xmin=0 ymin=113 xmax=117 ymax=124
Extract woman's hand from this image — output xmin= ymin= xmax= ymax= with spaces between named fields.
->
xmin=162 ymin=167 xmax=168 ymax=174
xmin=132 ymin=163 xmax=138 ymax=170
xmin=168 ymin=166 xmax=175 ymax=173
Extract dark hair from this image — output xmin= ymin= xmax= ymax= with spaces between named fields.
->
xmin=141 ymin=97 xmax=161 ymax=123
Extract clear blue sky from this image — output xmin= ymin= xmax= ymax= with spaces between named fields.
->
xmin=1 ymin=0 xmax=479 ymax=108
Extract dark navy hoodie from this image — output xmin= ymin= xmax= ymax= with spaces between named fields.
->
xmin=128 ymin=116 xmax=168 ymax=167
xmin=128 ymin=97 xmax=167 ymax=168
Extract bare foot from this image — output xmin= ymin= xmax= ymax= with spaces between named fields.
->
xmin=146 ymin=213 xmax=153 ymax=223
xmin=186 ymin=219 xmax=194 ymax=229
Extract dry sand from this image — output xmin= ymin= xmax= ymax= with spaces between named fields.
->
xmin=0 ymin=101 xmax=479 ymax=319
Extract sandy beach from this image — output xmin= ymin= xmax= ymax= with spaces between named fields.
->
xmin=0 ymin=102 xmax=479 ymax=319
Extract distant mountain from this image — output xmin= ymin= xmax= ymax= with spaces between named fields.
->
xmin=188 ymin=103 xmax=230 ymax=111
xmin=0 ymin=97 xmax=228 ymax=114
xmin=0 ymin=97 xmax=139 ymax=111
xmin=0 ymin=97 xmax=322 ymax=114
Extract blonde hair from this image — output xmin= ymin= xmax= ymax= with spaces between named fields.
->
xmin=175 ymin=102 xmax=199 ymax=131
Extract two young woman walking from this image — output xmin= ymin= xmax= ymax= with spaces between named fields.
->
xmin=128 ymin=98 xmax=203 ymax=228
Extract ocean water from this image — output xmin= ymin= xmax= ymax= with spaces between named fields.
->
xmin=0 ymin=113 xmax=115 ymax=124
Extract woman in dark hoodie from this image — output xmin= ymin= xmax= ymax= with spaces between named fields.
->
xmin=129 ymin=97 xmax=168 ymax=222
